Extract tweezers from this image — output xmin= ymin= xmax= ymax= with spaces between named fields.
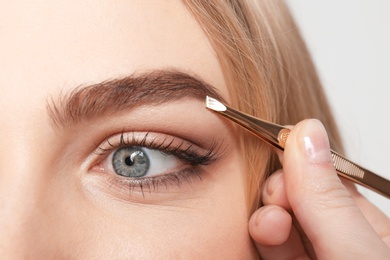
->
xmin=205 ymin=96 xmax=390 ymax=199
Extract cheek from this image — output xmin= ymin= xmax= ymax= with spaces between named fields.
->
xmin=68 ymin=152 xmax=257 ymax=258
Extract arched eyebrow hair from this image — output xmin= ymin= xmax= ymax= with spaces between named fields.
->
xmin=46 ymin=70 xmax=225 ymax=129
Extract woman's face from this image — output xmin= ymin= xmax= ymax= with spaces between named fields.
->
xmin=0 ymin=1 xmax=257 ymax=258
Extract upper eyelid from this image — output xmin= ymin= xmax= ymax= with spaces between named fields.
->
xmin=92 ymin=131 xmax=221 ymax=162
xmin=95 ymin=131 xmax=182 ymax=155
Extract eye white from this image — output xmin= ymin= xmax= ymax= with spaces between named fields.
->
xmin=143 ymin=149 xmax=181 ymax=175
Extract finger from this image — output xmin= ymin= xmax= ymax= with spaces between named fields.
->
xmin=249 ymin=205 xmax=291 ymax=246
xmin=340 ymin=176 xmax=390 ymax=245
xmin=261 ymin=170 xmax=290 ymax=210
xmin=283 ymin=119 xmax=390 ymax=258
xmin=249 ymin=205 xmax=309 ymax=259
xmin=353 ymin=192 xmax=390 ymax=246
xmin=337 ymin=177 xmax=387 ymax=228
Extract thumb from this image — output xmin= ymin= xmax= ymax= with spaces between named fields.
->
xmin=283 ymin=119 xmax=389 ymax=258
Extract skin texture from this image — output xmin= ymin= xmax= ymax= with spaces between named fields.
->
xmin=0 ymin=1 xmax=257 ymax=258
xmin=2 ymin=1 xmax=390 ymax=259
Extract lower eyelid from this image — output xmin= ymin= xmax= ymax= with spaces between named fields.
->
xmin=86 ymin=166 xmax=205 ymax=201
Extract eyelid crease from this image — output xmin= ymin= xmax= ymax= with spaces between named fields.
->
xmin=94 ymin=131 xmax=224 ymax=166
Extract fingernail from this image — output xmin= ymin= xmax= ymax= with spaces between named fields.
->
xmin=254 ymin=209 xmax=263 ymax=227
xmin=300 ymin=120 xmax=332 ymax=164
xmin=266 ymin=172 xmax=282 ymax=196
xmin=254 ymin=207 xmax=270 ymax=227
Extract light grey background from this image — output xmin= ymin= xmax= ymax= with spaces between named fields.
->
xmin=286 ymin=1 xmax=390 ymax=216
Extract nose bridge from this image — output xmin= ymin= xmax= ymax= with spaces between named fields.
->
xmin=0 ymin=103 xmax=47 ymax=198
xmin=0 ymin=107 xmax=54 ymax=256
xmin=0 ymin=128 xmax=44 ymax=210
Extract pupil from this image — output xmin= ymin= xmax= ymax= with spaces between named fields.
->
xmin=125 ymin=156 xmax=133 ymax=166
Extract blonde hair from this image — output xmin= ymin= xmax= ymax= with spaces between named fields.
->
xmin=184 ymin=0 xmax=343 ymax=212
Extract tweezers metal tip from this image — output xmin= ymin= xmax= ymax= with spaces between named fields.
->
xmin=205 ymin=96 xmax=227 ymax=112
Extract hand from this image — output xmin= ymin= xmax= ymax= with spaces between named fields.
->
xmin=249 ymin=119 xmax=390 ymax=259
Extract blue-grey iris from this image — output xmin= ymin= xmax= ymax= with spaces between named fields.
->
xmin=112 ymin=146 xmax=150 ymax=177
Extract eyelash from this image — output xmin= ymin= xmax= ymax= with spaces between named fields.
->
xmin=91 ymin=131 xmax=221 ymax=195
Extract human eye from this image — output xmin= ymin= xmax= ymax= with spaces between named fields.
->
xmin=88 ymin=131 xmax=221 ymax=196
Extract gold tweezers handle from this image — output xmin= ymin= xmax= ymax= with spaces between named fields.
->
xmin=330 ymin=150 xmax=390 ymax=198
xmin=278 ymin=129 xmax=390 ymax=198
xmin=206 ymin=97 xmax=390 ymax=199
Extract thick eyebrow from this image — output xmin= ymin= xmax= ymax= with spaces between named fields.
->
xmin=47 ymin=70 xmax=225 ymax=129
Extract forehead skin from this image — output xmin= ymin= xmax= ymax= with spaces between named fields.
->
xmin=0 ymin=1 xmax=257 ymax=258
xmin=0 ymin=0 xmax=227 ymax=100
